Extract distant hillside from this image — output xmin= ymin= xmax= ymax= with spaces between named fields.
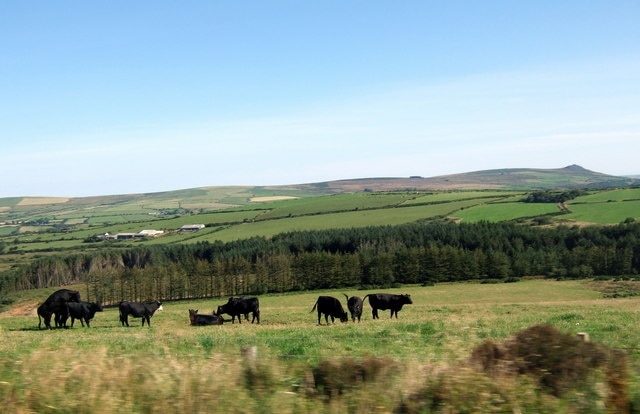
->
xmin=311 ymin=165 xmax=640 ymax=192
xmin=1 ymin=166 xmax=637 ymax=218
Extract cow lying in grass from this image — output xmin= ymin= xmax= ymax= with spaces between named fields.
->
xmin=189 ymin=309 xmax=224 ymax=326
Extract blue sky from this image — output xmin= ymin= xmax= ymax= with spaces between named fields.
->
xmin=1 ymin=1 xmax=639 ymax=197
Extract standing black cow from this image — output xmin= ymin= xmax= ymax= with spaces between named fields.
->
xmin=119 ymin=301 xmax=163 ymax=327
xmin=310 ymin=296 xmax=348 ymax=325
xmin=65 ymin=301 xmax=103 ymax=327
xmin=343 ymin=293 xmax=363 ymax=322
xmin=37 ymin=289 xmax=81 ymax=329
xmin=215 ymin=296 xmax=260 ymax=324
xmin=189 ymin=309 xmax=224 ymax=326
xmin=363 ymin=293 xmax=412 ymax=319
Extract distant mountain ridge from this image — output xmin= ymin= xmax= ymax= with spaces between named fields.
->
xmin=2 ymin=166 xmax=638 ymax=209
xmin=309 ymin=165 xmax=640 ymax=193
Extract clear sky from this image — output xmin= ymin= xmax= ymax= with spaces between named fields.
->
xmin=1 ymin=1 xmax=639 ymax=197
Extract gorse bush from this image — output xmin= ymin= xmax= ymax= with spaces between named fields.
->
xmin=470 ymin=324 xmax=630 ymax=411
xmin=400 ymin=324 xmax=631 ymax=413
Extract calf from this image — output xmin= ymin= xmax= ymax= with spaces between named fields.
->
xmin=310 ymin=296 xmax=348 ymax=325
xmin=66 ymin=301 xmax=103 ymax=327
xmin=119 ymin=300 xmax=163 ymax=327
xmin=343 ymin=293 xmax=363 ymax=322
xmin=189 ymin=309 xmax=224 ymax=326
xmin=216 ymin=296 xmax=260 ymax=324
xmin=363 ymin=293 xmax=412 ymax=319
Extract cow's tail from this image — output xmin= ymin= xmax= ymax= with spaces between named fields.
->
xmin=118 ymin=301 xmax=125 ymax=322
xmin=310 ymin=298 xmax=319 ymax=313
xmin=343 ymin=293 xmax=349 ymax=302
xmin=362 ymin=294 xmax=370 ymax=304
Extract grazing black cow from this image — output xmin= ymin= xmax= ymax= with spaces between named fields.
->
xmin=363 ymin=293 xmax=413 ymax=319
xmin=66 ymin=301 xmax=103 ymax=327
xmin=310 ymin=296 xmax=348 ymax=325
xmin=343 ymin=293 xmax=363 ymax=322
xmin=37 ymin=289 xmax=81 ymax=329
xmin=215 ymin=296 xmax=260 ymax=324
xmin=189 ymin=309 xmax=224 ymax=326
xmin=119 ymin=301 xmax=163 ymax=327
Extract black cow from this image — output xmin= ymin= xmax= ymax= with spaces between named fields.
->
xmin=215 ymin=296 xmax=260 ymax=324
xmin=119 ymin=301 xmax=163 ymax=327
xmin=66 ymin=301 xmax=103 ymax=327
xmin=310 ymin=296 xmax=348 ymax=325
xmin=363 ymin=293 xmax=413 ymax=319
xmin=37 ymin=289 xmax=81 ymax=329
xmin=189 ymin=309 xmax=224 ymax=326
xmin=37 ymin=303 xmax=54 ymax=330
xmin=343 ymin=293 xmax=363 ymax=322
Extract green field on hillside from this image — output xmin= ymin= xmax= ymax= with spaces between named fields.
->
xmin=2 ymin=188 xmax=640 ymax=272
xmin=451 ymin=202 xmax=561 ymax=222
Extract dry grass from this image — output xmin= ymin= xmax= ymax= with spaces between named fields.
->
xmin=17 ymin=197 xmax=69 ymax=206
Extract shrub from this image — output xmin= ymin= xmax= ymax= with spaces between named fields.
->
xmin=307 ymin=357 xmax=397 ymax=400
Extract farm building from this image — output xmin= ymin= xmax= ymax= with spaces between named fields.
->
xmin=138 ymin=229 xmax=164 ymax=237
xmin=179 ymin=224 xmax=205 ymax=231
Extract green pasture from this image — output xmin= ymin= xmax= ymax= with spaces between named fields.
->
xmin=0 ymin=280 xmax=632 ymax=359
xmin=0 ymin=225 xmax=18 ymax=236
xmin=85 ymin=214 xmax=154 ymax=225
xmin=450 ymin=202 xmax=560 ymax=222
xmin=564 ymin=200 xmax=640 ymax=224
xmin=2 ymin=279 xmax=640 ymax=412
xmin=572 ymin=188 xmax=640 ymax=203
xmin=254 ymin=193 xmax=412 ymax=220
xmin=400 ymin=190 xmax=521 ymax=205
xmin=175 ymin=199 xmax=495 ymax=243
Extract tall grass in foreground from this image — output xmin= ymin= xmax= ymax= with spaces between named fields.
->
xmin=0 ymin=332 xmax=632 ymax=413
xmin=1 ymin=280 xmax=640 ymax=412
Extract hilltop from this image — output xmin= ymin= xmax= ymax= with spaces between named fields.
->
xmin=314 ymin=165 xmax=639 ymax=192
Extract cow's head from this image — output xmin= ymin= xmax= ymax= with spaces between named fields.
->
xmin=402 ymin=294 xmax=413 ymax=304
xmin=215 ymin=304 xmax=226 ymax=316
xmin=188 ymin=309 xmax=198 ymax=324
xmin=340 ymin=311 xmax=349 ymax=323
xmin=91 ymin=302 xmax=104 ymax=312
xmin=70 ymin=290 xmax=81 ymax=302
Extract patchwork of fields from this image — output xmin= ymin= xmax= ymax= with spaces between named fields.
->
xmin=2 ymin=188 xmax=640 ymax=271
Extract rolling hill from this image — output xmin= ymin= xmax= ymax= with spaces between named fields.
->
xmin=315 ymin=164 xmax=639 ymax=192
xmin=1 ymin=165 xmax=637 ymax=217
xmin=1 ymin=165 xmax=639 ymax=272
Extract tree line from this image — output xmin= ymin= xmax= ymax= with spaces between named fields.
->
xmin=1 ymin=220 xmax=639 ymax=305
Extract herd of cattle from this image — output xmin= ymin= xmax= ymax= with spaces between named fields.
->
xmin=36 ymin=289 xmax=413 ymax=329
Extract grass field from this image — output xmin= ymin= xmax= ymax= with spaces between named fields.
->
xmin=1 ymin=279 xmax=639 ymax=412
xmin=450 ymin=202 xmax=561 ymax=223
